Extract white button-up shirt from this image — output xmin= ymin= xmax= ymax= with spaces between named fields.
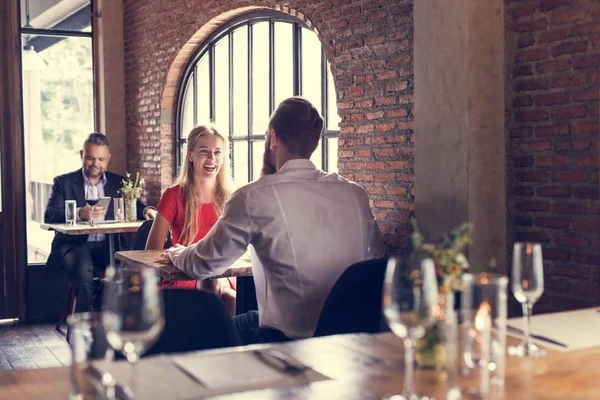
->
xmin=167 ymin=159 xmax=385 ymax=339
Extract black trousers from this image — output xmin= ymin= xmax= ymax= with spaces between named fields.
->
xmin=232 ymin=311 xmax=291 ymax=345
xmin=61 ymin=240 xmax=107 ymax=312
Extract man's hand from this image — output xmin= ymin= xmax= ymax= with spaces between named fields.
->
xmin=78 ymin=205 xmax=107 ymax=221
xmin=162 ymin=244 xmax=186 ymax=265
xmin=144 ymin=208 xmax=157 ymax=220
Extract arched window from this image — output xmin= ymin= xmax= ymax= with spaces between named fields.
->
xmin=176 ymin=10 xmax=340 ymax=186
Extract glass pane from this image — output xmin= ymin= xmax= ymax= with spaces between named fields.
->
xmin=233 ymin=141 xmax=249 ymax=186
xmin=251 ymin=140 xmax=265 ymax=181
xmin=274 ymin=22 xmax=293 ymax=108
xmin=181 ymin=79 xmax=194 ymax=139
xmin=22 ymin=35 xmax=94 ymax=263
xmin=301 ymin=28 xmax=322 ymax=114
xmin=252 ymin=22 xmax=269 ymax=135
xmin=327 ymin=137 xmax=338 ymax=173
xmin=214 ymin=36 xmax=230 ymax=135
xmin=310 ymin=139 xmax=322 ymax=170
xmin=20 ymin=0 xmax=92 ymax=32
xmin=196 ymin=55 xmax=210 ymax=126
xmin=233 ymin=26 xmax=249 ymax=137
xmin=327 ymin=64 xmax=341 ymax=131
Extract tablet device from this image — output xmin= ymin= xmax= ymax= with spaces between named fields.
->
xmin=96 ymin=196 xmax=111 ymax=209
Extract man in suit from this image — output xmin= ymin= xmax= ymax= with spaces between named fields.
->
xmin=45 ymin=133 xmax=156 ymax=311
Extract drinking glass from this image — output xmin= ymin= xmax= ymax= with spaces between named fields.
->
xmin=102 ymin=266 xmax=165 ymax=397
xmin=68 ymin=312 xmax=116 ymax=400
xmin=508 ymin=242 xmax=545 ymax=357
xmin=65 ymin=200 xmax=77 ymax=226
xmin=448 ymin=273 xmax=508 ymax=400
xmin=113 ymin=197 xmax=125 ymax=222
xmin=382 ymin=257 xmax=439 ymax=400
xmin=85 ymin=185 xmax=99 ymax=226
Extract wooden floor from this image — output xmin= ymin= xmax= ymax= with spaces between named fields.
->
xmin=0 ymin=323 xmax=71 ymax=370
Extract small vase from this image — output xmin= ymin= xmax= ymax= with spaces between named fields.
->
xmin=416 ymin=292 xmax=456 ymax=370
xmin=125 ymin=198 xmax=137 ymax=222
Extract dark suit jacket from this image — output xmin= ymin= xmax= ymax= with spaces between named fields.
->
xmin=44 ymin=169 xmax=148 ymax=269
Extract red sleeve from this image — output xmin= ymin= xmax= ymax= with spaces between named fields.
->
xmin=157 ymin=186 xmax=178 ymax=223
xmin=161 ymin=279 xmax=197 ymax=289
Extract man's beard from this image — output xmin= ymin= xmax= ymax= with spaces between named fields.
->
xmin=261 ymin=147 xmax=276 ymax=176
xmin=84 ymin=166 xmax=103 ymax=178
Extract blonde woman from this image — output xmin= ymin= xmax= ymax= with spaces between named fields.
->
xmin=146 ymin=124 xmax=236 ymax=315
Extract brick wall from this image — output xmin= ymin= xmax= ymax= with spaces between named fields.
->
xmin=123 ymin=0 xmax=415 ymax=254
xmin=506 ymin=0 xmax=600 ymax=311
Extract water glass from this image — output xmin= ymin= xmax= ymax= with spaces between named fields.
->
xmin=67 ymin=312 xmax=116 ymax=400
xmin=449 ymin=273 xmax=508 ymax=399
xmin=509 ymin=242 xmax=545 ymax=357
xmin=113 ymin=198 xmax=125 ymax=222
xmin=65 ymin=200 xmax=77 ymax=225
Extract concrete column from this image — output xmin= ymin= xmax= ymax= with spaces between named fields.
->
xmin=95 ymin=0 xmax=126 ymax=175
xmin=414 ymin=0 xmax=507 ymax=271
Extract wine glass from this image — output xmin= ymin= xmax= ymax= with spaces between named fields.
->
xmin=85 ymin=185 xmax=99 ymax=226
xmin=102 ymin=266 xmax=165 ymax=397
xmin=508 ymin=242 xmax=545 ymax=357
xmin=383 ymin=257 xmax=439 ymax=400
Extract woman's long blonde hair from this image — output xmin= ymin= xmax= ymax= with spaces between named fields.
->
xmin=176 ymin=124 xmax=233 ymax=245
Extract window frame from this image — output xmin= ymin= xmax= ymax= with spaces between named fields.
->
xmin=18 ymin=0 xmax=96 ymax=267
xmin=175 ymin=10 xmax=339 ymax=182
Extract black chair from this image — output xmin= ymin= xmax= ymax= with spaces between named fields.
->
xmin=130 ymin=219 xmax=172 ymax=250
xmin=91 ymin=289 xmax=242 ymax=359
xmin=313 ymin=258 xmax=389 ymax=337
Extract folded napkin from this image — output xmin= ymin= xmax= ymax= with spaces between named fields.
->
xmin=507 ymin=307 xmax=600 ymax=352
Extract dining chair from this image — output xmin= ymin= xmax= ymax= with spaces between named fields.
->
xmin=313 ymin=257 xmax=389 ymax=337
xmin=130 ymin=219 xmax=172 ymax=250
xmin=146 ymin=288 xmax=242 ymax=355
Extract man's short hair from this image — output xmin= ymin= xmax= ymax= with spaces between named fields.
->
xmin=268 ymin=97 xmax=324 ymax=158
xmin=84 ymin=132 xmax=110 ymax=148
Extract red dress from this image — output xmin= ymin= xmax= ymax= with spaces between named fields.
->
xmin=157 ymin=185 xmax=236 ymax=290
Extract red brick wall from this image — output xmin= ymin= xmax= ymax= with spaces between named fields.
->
xmin=505 ymin=0 xmax=600 ymax=311
xmin=123 ymin=0 xmax=415 ymax=254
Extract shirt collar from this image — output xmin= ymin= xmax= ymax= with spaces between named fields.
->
xmin=278 ymin=159 xmax=317 ymax=172
xmin=81 ymin=168 xmax=107 ymax=186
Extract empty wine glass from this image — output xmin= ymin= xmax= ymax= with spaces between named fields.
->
xmin=85 ymin=185 xmax=99 ymax=226
xmin=508 ymin=242 xmax=545 ymax=357
xmin=383 ymin=257 xmax=439 ymax=400
xmin=102 ymin=266 xmax=165 ymax=397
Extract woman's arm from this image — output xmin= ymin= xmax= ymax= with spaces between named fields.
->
xmin=145 ymin=212 xmax=171 ymax=250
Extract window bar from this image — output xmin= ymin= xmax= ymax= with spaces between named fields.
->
xmin=228 ymin=31 xmax=235 ymax=176
xmin=247 ymin=23 xmax=254 ymax=182
xmin=295 ymin=24 xmax=302 ymax=96
xmin=321 ymin=49 xmax=328 ymax=171
xmin=192 ymin=67 xmax=198 ymax=126
xmin=269 ymin=20 xmax=275 ymax=115
xmin=209 ymin=46 xmax=215 ymax=122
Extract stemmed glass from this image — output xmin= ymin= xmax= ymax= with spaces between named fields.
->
xmin=85 ymin=185 xmax=99 ymax=226
xmin=102 ymin=266 xmax=165 ymax=397
xmin=509 ymin=242 xmax=545 ymax=357
xmin=383 ymin=257 xmax=439 ymax=400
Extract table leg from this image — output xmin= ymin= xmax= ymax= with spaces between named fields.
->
xmin=108 ymin=233 xmax=116 ymax=268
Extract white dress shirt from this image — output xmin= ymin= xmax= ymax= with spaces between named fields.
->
xmin=166 ymin=159 xmax=385 ymax=339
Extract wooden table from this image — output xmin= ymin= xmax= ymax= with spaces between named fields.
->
xmin=115 ymin=250 xmax=253 ymax=281
xmin=40 ymin=221 xmax=144 ymax=267
xmin=1 ymin=332 xmax=599 ymax=400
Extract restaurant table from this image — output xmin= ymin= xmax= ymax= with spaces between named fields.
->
xmin=1 ymin=331 xmax=599 ymax=400
xmin=40 ymin=221 xmax=144 ymax=268
xmin=115 ymin=249 xmax=253 ymax=281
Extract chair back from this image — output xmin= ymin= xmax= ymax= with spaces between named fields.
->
xmin=313 ymin=258 xmax=388 ymax=337
xmin=130 ymin=219 xmax=172 ymax=250
xmin=146 ymin=289 xmax=242 ymax=355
